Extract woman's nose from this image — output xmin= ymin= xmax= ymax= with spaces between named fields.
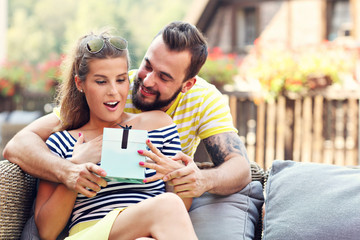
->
xmin=107 ymin=83 xmax=118 ymax=95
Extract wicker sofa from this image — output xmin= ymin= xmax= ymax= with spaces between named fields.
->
xmin=2 ymin=159 xmax=360 ymax=240
xmin=0 ymin=160 xmax=266 ymax=239
xmin=0 ymin=160 xmax=37 ymax=239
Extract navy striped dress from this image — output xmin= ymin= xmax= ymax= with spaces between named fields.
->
xmin=45 ymin=123 xmax=181 ymax=230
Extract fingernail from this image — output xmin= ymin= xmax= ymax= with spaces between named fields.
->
xmin=137 ymin=150 xmax=143 ymax=154
xmin=139 ymin=161 xmax=145 ymax=166
xmin=163 ymin=176 xmax=168 ymax=181
xmin=147 ymin=139 xmax=150 ymax=143
xmin=143 ymin=179 xmax=147 ymax=183
xmin=78 ymin=132 xmax=82 ymax=137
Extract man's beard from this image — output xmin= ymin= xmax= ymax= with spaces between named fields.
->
xmin=132 ymin=76 xmax=182 ymax=111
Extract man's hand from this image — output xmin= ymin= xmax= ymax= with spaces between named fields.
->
xmin=64 ymin=162 xmax=107 ymax=197
xmin=138 ymin=140 xmax=208 ymax=198
xmin=163 ymin=152 xmax=208 ymax=198
xmin=66 ymin=133 xmax=107 ymax=197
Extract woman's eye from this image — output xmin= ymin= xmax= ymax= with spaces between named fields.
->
xmin=96 ymin=80 xmax=106 ymax=84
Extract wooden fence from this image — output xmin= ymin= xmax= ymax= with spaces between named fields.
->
xmin=195 ymin=89 xmax=360 ymax=169
xmin=2 ymin=89 xmax=360 ymax=169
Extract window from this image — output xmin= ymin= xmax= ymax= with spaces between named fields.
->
xmin=327 ymin=0 xmax=351 ymax=40
xmin=237 ymin=7 xmax=258 ymax=53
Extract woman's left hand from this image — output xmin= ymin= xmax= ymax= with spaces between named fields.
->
xmin=137 ymin=139 xmax=184 ymax=183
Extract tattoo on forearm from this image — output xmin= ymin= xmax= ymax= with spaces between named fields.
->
xmin=203 ymin=133 xmax=249 ymax=166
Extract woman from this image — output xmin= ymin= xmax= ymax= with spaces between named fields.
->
xmin=34 ymin=31 xmax=197 ymax=240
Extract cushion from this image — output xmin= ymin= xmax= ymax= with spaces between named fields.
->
xmin=263 ymin=160 xmax=360 ymax=240
xmin=189 ymin=181 xmax=264 ymax=240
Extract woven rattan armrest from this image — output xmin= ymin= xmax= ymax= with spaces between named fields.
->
xmin=196 ymin=161 xmax=267 ymax=182
xmin=0 ymin=160 xmax=37 ymax=239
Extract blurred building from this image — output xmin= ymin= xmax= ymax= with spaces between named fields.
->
xmin=186 ymin=0 xmax=358 ymax=54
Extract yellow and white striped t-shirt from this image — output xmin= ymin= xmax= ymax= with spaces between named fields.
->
xmin=125 ymin=70 xmax=237 ymax=158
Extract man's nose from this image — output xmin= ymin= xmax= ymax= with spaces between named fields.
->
xmin=143 ymin=71 xmax=156 ymax=88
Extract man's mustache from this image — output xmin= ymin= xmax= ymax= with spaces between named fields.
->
xmin=136 ymin=78 xmax=159 ymax=95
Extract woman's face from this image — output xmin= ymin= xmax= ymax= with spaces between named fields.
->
xmin=78 ymin=57 xmax=129 ymax=127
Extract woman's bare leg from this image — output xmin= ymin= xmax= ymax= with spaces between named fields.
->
xmin=109 ymin=192 xmax=197 ymax=240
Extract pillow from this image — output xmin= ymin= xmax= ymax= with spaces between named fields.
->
xmin=263 ymin=160 xmax=360 ymax=240
xmin=189 ymin=181 xmax=264 ymax=239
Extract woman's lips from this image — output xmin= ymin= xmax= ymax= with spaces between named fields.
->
xmin=104 ymin=101 xmax=119 ymax=111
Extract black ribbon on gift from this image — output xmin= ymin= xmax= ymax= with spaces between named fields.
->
xmin=117 ymin=124 xmax=132 ymax=149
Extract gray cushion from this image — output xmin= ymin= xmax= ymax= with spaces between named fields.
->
xmin=189 ymin=181 xmax=264 ymax=240
xmin=263 ymin=160 xmax=360 ymax=240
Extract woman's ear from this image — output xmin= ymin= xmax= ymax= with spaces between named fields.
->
xmin=181 ymin=77 xmax=196 ymax=93
xmin=74 ymin=75 xmax=83 ymax=92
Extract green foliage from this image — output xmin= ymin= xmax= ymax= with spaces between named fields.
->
xmin=6 ymin=0 xmax=194 ymax=68
xmin=241 ymin=40 xmax=358 ymax=101
xmin=199 ymin=47 xmax=238 ymax=90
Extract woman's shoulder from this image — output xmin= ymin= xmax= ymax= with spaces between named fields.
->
xmin=134 ymin=111 xmax=173 ymax=131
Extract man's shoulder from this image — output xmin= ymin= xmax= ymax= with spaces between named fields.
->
xmin=189 ymin=76 xmax=221 ymax=95
xmin=181 ymin=76 xmax=223 ymax=102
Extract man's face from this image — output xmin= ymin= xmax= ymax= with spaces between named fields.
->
xmin=132 ymin=36 xmax=192 ymax=112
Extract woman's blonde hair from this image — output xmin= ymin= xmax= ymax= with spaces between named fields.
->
xmin=56 ymin=31 xmax=130 ymax=131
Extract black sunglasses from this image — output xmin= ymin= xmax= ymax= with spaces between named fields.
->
xmin=86 ymin=36 xmax=128 ymax=53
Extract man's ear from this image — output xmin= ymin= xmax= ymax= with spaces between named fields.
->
xmin=181 ymin=77 xmax=196 ymax=93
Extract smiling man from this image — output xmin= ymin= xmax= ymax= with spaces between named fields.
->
xmin=4 ymin=21 xmax=263 ymax=239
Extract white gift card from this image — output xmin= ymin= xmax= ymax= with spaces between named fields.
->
xmin=101 ymin=127 xmax=148 ymax=183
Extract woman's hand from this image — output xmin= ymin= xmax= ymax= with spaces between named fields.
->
xmin=71 ymin=133 xmax=102 ymax=164
xmin=69 ymin=133 xmax=107 ymax=196
xmin=138 ymin=139 xmax=185 ymax=183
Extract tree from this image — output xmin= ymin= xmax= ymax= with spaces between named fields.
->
xmin=6 ymin=0 xmax=194 ymax=67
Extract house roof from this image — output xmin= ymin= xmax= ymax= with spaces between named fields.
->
xmin=184 ymin=0 xmax=220 ymax=31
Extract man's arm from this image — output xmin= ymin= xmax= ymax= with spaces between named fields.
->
xmin=2 ymin=113 xmax=107 ymax=197
xmin=3 ymin=113 xmax=66 ymax=181
xmin=201 ymin=132 xmax=251 ymax=194
xmin=163 ymin=132 xmax=251 ymax=197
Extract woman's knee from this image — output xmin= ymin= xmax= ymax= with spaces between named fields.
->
xmin=155 ymin=193 xmax=186 ymax=213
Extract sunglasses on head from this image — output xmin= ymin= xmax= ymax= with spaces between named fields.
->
xmin=86 ymin=36 xmax=128 ymax=54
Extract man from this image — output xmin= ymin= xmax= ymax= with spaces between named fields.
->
xmin=3 ymin=21 xmax=263 ymax=239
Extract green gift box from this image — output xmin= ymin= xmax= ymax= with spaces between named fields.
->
xmin=101 ymin=127 xmax=148 ymax=184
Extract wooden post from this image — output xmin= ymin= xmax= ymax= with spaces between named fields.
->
xmin=276 ymin=96 xmax=286 ymax=160
xmin=246 ymin=102 xmax=256 ymax=163
xmin=312 ymin=95 xmax=323 ymax=163
xmin=301 ymin=96 xmax=312 ymax=162
xmin=229 ymin=95 xmax=237 ymax=127
xmin=334 ymin=101 xmax=345 ymax=165
xmin=293 ymin=98 xmax=302 ymax=162
xmin=323 ymin=99 xmax=334 ymax=164
xmin=345 ymin=98 xmax=357 ymax=166
xmin=256 ymin=100 xmax=265 ymax=169
xmin=265 ymin=100 xmax=276 ymax=169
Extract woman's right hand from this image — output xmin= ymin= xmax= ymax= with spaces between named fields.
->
xmin=137 ymin=139 xmax=185 ymax=183
xmin=71 ymin=133 xmax=102 ymax=164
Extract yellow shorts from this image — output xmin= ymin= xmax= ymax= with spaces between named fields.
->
xmin=65 ymin=208 xmax=125 ymax=240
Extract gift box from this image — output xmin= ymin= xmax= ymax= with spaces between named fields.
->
xmin=101 ymin=127 xmax=148 ymax=184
